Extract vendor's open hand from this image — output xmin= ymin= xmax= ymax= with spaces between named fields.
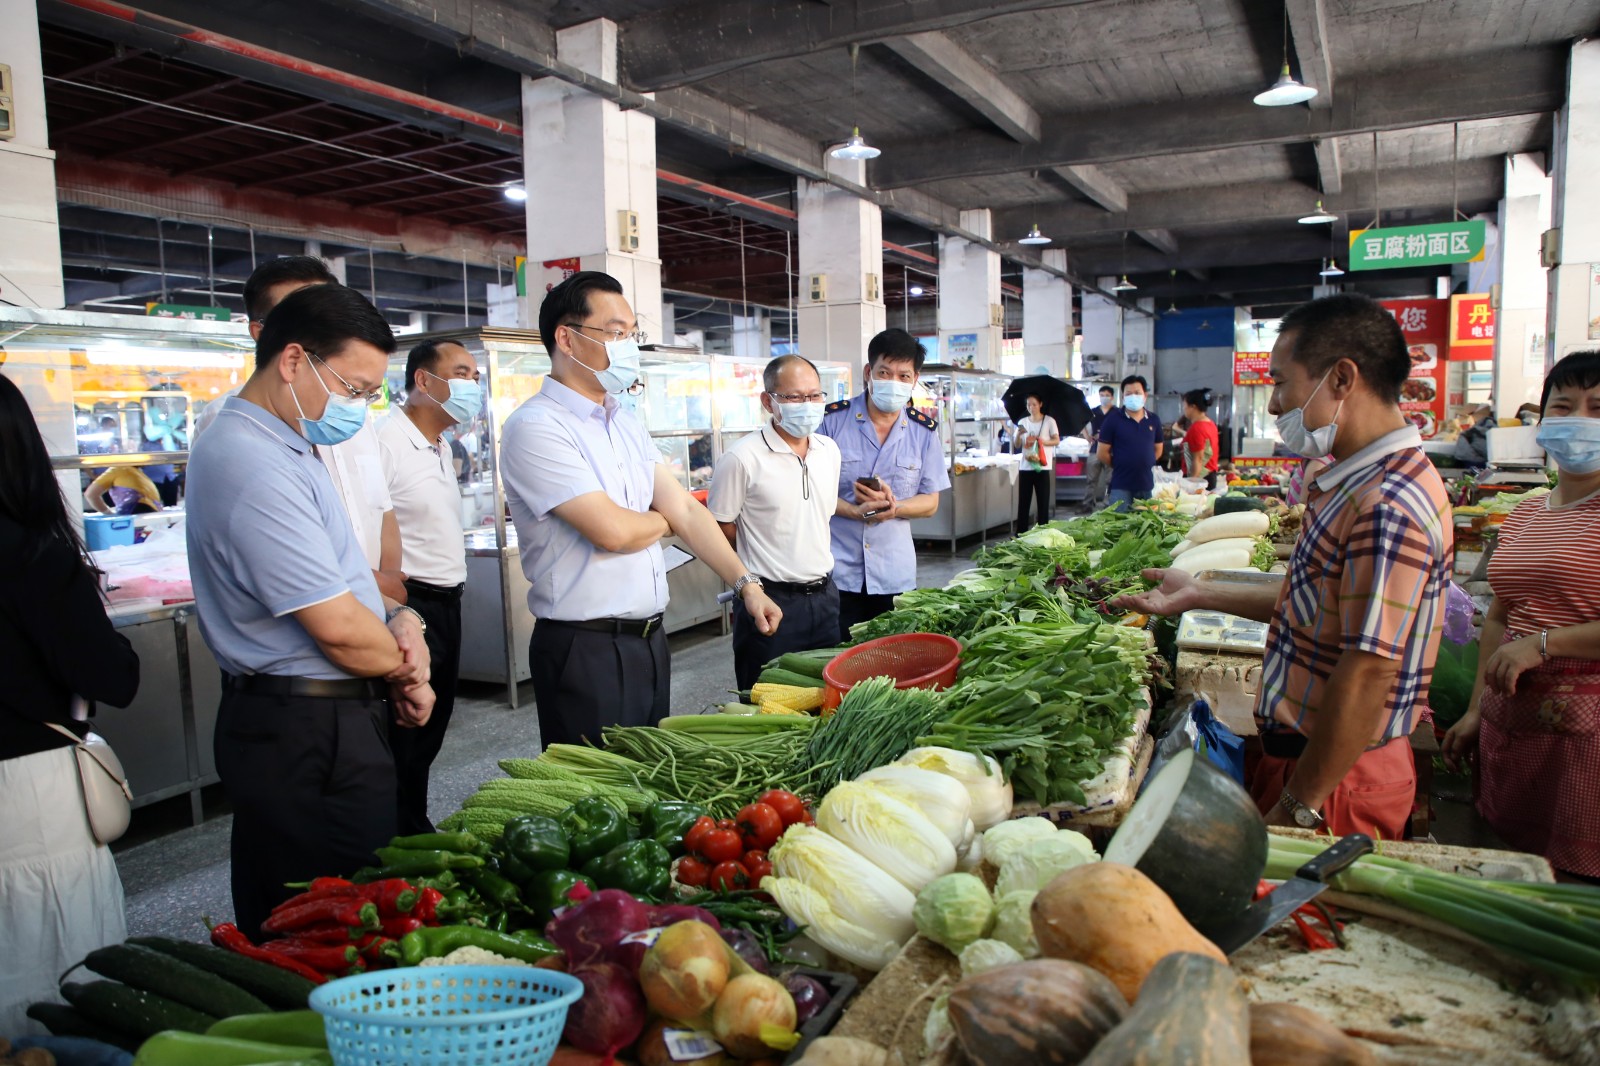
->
xmin=391 ymin=680 xmax=435 ymax=728
xmin=1441 ymin=708 xmax=1481 ymax=773
xmin=1484 ymin=635 xmax=1541 ymax=695
xmin=386 ymin=611 xmax=432 ymax=687
xmin=1110 ymin=567 xmax=1203 ymax=617
xmin=743 ymin=585 xmax=783 ymax=636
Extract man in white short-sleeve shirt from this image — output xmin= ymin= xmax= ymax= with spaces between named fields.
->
xmin=709 ymin=355 xmax=842 ymax=690
xmin=499 ymin=271 xmax=783 ymax=748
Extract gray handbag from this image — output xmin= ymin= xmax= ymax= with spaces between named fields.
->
xmin=46 ymin=722 xmax=133 ymax=845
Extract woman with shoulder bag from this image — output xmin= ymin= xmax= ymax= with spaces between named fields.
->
xmin=0 ymin=372 xmax=140 ymax=1034
xmin=1015 ymin=393 xmax=1060 ymax=532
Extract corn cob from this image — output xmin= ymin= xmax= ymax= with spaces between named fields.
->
xmin=758 ymin=699 xmax=807 ymax=716
xmin=751 ymin=683 xmax=825 ymax=711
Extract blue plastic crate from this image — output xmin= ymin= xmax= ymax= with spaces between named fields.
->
xmin=83 ymin=515 xmax=135 ymax=549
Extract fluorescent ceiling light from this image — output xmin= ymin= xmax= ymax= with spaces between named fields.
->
xmin=1018 ymin=223 xmax=1051 ymax=245
xmin=503 ymin=184 xmax=528 ymax=202
xmin=1112 ymin=276 xmax=1138 ymax=292
xmin=909 ymin=285 xmax=925 ymax=296
xmin=830 ymin=127 xmax=881 ymax=161
xmin=1298 ymin=200 xmax=1338 ymax=224
xmin=83 ymin=345 xmax=247 ymax=370
xmin=1320 ymin=259 xmax=1345 ymax=277
xmin=1254 ymin=64 xmax=1318 ymax=107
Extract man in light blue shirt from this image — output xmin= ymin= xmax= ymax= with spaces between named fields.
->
xmin=501 ymin=271 xmax=781 ymax=748
xmin=186 ymin=284 xmax=432 ymax=939
xmin=822 ymin=329 xmax=950 ymax=642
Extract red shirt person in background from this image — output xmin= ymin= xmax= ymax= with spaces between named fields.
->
xmin=1181 ymin=387 xmax=1220 ymax=489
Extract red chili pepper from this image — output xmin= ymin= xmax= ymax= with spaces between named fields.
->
xmin=380 ymin=916 xmax=424 ymax=939
xmin=262 ymin=898 xmax=379 ymax=935
xmin=413 ymin=886 xmax=444 ymax=923
xmin=264 ymin=938 xmax=360 ymax=971
xmin=357 ymin=879 xmax=418 ymax=917
xmin=355 ymin=934 xmax=398 ymax=967
xmin=210 ymin=923 xmax=328 ymax=984
xmin=276 ymin=922 xmax=364 ymax=944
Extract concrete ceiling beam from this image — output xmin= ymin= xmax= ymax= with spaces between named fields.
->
xmin=1051 ymin=164 xmax=1128 ymax=213
xmin=1135 ymin=228 xmax=1179 ymax=255
xmin=1286 ymin=0 xmax=1334 ymax=112
xmin=882 ymin=31 xmax=1041 ymax=144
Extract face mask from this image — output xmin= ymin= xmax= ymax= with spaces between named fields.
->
xmin=870 ymin=378 xmax=914 ymax=413
xmin=569 ymin=329 xmax=642 ymax=395
xmin=291 ymin=354 xmax=367 ymax=446
xmin=1275 ymin=368 xmax=1344 ymax=458
xmin=1537 ymin=416 xmax=1600 ymax=474
xmin=423 ymin=371 xmax=483 ymax=425
xmin=1123 ymin=393 xmax=1145 ymax=412
xmin=775 ymin=401 xmax=824 ymax=438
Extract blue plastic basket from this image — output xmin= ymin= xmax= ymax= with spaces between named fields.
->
xmin=309 ymin=965 xmax=583 ymax=1066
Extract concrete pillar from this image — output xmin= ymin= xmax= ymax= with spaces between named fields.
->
xmin=937 ymin=209 xmax=1003 ymax=369
xmin=1 ymin=0 xmax=62 ymax=308
xmin=1081 ymin=279 xmax=1123 ymax=382
xmin=1494 ymin=154 xmax=1553 ymax=415
xmin=1124 ymin=298 xmax=1157 ymax=388
xmin=730 ymin=312 xmax=771 ymax=359
xmin=797 ymin=157 xmax=885 ymax=363
xmin=1022 ymin=249 xmax=1073 ymax=377
xmin=1547 ymin=39 xmax=1600 ymax=367
xmin=522 ymin=19 xmax=663 ymax=341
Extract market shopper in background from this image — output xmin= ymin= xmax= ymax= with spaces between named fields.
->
xmin=1181 ymin=387 xmax=1221 ymax=489
xmin=193 ymin=255 xmax=408 ymax=605
xmin=1451 ymin=403 xmax=1496 ymax=468
xmin=1097 ymin=374 xmax=1163 ymax=511
xmin=1014 ymin=393 xmax=1060 ymax=533
xmin=186 ymin=285 xmax=434 ymax=939
xmin=0 ymin=373 xmax=141 ymax=1036
xmin=822 ymin=328 xmax=950 ymax=642
xmin=1082 ymin=384 xmax=1116 ymax=509
xmin=1443 ymin=351 xmax=1600 ymax=883
xmin=501 ymin=271 xmax=781 ymax=748
xmin=710 ymin=355 xmax=843 ymax=690
xmin=377 ymin=340 xmax=480 ymax=834
xmin=1117 ymin=293 xmax=1451 ymax=840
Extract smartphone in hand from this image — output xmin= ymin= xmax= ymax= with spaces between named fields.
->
xmin=855 ymin=475 xmax=882 ymax=492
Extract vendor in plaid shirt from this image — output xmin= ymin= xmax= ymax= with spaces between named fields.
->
xmin=1119 ymin=294 xmax=1451 ymax=839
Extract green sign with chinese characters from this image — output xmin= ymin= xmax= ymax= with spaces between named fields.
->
xmin=1348 ymin=220 xmax=1487 ymax=271
xmin=145 ymin=302 xmax=230 ymax=322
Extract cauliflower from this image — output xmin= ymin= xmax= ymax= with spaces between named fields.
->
xmin=418 ymin=946 xmax=532 ymax=968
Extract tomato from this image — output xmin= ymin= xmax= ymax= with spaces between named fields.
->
xmin=683 ymin=816 xmax=715 ymax=857
xmin=675 ymin=855 xmax=711 ymax=888
xmin=716 ymin=818 xmax=738 ymax=833
xmin=756 ymin=789 xmax=807 ymax=826
xmin=737 ymin=802 xmax=784 ymax=850
xmin=743 ymin=858 xmax=774 ymax=885
xmin=709 ymin=860 xmax=748 ymax=892
xmin=699 ymin=828 xmax=744 ymax=864
xmin=741 ymin=848 xmax=768 ymax=870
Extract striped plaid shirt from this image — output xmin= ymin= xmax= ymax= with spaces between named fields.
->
xmin=1257 ymin=426 xmax=1453 ymax=744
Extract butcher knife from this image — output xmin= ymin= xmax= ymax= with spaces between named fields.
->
xmin=1210 ymin=833 xmax=1374 ymax=955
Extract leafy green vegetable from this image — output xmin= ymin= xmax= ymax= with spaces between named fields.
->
xmin=1429 ymin=639 xmax=1479 ymax=729
xmin=804 ymin=677 xmax=945 ymax=789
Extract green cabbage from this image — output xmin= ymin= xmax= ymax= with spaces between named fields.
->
xmin=995 ymin=834 xmax=1098 ymax=896
xmin=959 ymin=938 xmax=1025 ymax=977
xmin=913 ymin=872 xmax=995 ymax=954
xmin=981 ymin=817 xmax=1058 ymax=869
xmin=992 ymin=890 xmax=1039 ymax=957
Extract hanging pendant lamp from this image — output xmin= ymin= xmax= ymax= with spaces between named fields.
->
xmin=1018 ymin=223 xmax=1051 ymax=246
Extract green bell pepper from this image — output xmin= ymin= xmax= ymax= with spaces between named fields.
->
xmin=641 ymin=800 xmax=708 ymax=857
xmin=497 ymin=814 xmax=571 ymax=881
xmin=581 ymin=838 xmax=673 ymax=899
xmin=558 ymin=796 xmax=633 ymax=867
xmin=526 ymin=869 xmax=596 ymax=923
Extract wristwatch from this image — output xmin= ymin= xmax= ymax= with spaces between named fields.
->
xmin=1279 ymin=789 xmax=1325 ymax=829
xmin=386 ymin=604 xmax=427 ymax=635
xmin=731 ymin=574 xmax=763 ymax=598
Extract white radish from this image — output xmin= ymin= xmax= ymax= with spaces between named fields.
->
xmin=1170 ymin=546 xmax=1251 ymax=574
xmin=1178 ymin=536 xmax=1255 ymax=559
xmin=1186 ymin=511 xmax=1269 ymax=545
xmin=1170 ymin=539 xmax=1194 ymax=557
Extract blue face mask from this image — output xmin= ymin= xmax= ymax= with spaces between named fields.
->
xmin=292 ymin=353 xmax=368 ymax=446
xmin=776 ymin=401 xmax=825 ymax=438
xmin=1123 ymin=393 xmax=1146 ymax=412
xmin=870 ymin=378 xmax=914 ymax=413
xmin=1537 ymin=416 xmax=1600 ymax=474
xmin=569 ymin=329 xmax=643 ymax=396
xmin=424 ymin=370 xmax=483 ymax=425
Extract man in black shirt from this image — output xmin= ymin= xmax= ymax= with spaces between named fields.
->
xmin=1083 ymin=385 xmax=1116 ymax=509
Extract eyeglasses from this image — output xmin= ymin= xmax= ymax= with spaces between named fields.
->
xmin=570 ymin=324 xmax=648 ymax=345
xmin=625 ymin=381 xmax=645 ymax=396
xmin=770 ymin=391 xmax=827 ymax=404
xmin=309 ymin=351 xmax=385 ymax=405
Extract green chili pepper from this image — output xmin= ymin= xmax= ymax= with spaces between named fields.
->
xmin=465 ymin=867 xmax=521 ymax=911
xmin=388 ymin=831 xmax=486 ymax=855
xmin=640 ymin=801 xmax=708 ymax=858
xmin=557 ymin=796 xmax=632 ymax=867
xmin=398 ymin=926 xmax=560 ymax=967
xmin=525 ymin=869 xmax=596 ymax=924
xmin=581 ymin=838 xmax=673 ymax=899
xmin=497 ymin=815 xmax=571 ymax=881
xmin=370 ymin=848 xmax=484 ymax=876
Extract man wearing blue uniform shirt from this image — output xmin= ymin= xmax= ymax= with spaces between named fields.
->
xmin=186 ymin=285 xmax=433 ymax=939
xmin=822 ymin=329 xmax=950 ymax=642
xmin=501 ymin=271 xmax=782 ymax=748
xmin=1097 ymin=373 xmax=1164 ymax=511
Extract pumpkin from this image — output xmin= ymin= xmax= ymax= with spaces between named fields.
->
xmin=947 ymin=959 xmax=1128 ymax=1066
xmin=1079 ymin=952 xmax=1249 ymax=1066
xmin=1031 ymin=861 xmax=1226 ymax=1003
xmin=1103 ymin=747 xmax=1268 ymax=941
xmin=1250 ymin=1002 xmax=1378 ymax=1066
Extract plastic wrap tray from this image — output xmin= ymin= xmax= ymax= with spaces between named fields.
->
xmin=1176 ymin=609 xmax=1271 ymax=655
xmin=782 ymin=966 xmax=860 ymax=1064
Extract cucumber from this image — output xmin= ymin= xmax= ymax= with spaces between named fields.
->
xmin=128 ymin=936 xmax=316 ymax=1010
xmin=756 ymin=667 xmax=824 ymax=688
xmin=86 ymin=943 xmax=270 ymax=1018
xmin=774 ymin=652 xmax=829 ymax=679
xmin=207 ymin=1010 xmax=328 ymax=1049
xmin=1213 ymin=494 xmax=1267 ymax=514
xmin=61 ymin=980 xmax=217 ymax=1039
xmin=131 ymin=1030 xmax=334 ymax=1066
xmin=25 ymin=1001 xmax=143 ymax=1052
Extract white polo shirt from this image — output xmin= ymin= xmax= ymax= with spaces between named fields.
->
xmin=316 ymin=421 xmax=391 ymax=571
xmin=709 ymin=423 xmax=841 ymax=584
xmin=376 ymin=409 xmax=467 ymax=587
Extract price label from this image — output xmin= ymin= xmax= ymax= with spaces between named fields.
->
xmin=664 ymin=1029 xmax=724 ymax=1061
xmin=619 ymin=927 xmax=665 ymax=947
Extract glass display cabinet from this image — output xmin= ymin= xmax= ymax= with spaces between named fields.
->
xmin=908 ymin=364 xmax=1020 ymax=550
xmin=711 ymin=356 xmax=853 ymax=454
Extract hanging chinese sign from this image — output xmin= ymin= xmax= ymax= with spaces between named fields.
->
xmin=1233 ymin=351 xmax=1271 ymax=386
xmin=1348 ymin=220 xmax=1487 ymax=271
xmin=1448 ymin=294 xmax=1495 ymax=359
xmin=1381 ymin=298 xmax=1448 ymax=438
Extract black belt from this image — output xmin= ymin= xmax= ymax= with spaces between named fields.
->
xmin=404 ymin=578 xmax=465 ymax=601
xmin=544 ymin=614 xmax=664 ymax=639
xmin=760 ymin=577 xmax=832 ymax=595
xmin=224 ymin=673 xmax=386 ymax=700
xmin=1260 ymin=732 xmax=1309 ymax=759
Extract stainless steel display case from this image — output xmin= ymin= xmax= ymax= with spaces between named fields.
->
xmin=907 ymin=364 xmax=1019 ymax=550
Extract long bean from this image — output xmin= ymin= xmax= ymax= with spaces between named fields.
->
xmin=598 ymin=725 xmax=819 ymax=816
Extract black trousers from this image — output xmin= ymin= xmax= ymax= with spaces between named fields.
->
xmin=733 ymin=579 xmax=840 ymax=691
xmin=529 ymin=621 xmax=670 ymax=749
xmin=837 ymin=585 xmax=898 ymax=645
xmin=214 ymin=687 xmax=397 ymax=940
xmin=388 ymin=581 xmax=463 ymax=835
xmin=1017 ymin=469 xmax=1053 ymax=532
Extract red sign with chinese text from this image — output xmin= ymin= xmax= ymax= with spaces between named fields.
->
xmin=1381 ymin=298 xmax=1449 ymax=439
xmin=1233 ymin=351 xmax=1271 ymax=386
xmin=1448 ymin=293 xmax=1495 ymax=358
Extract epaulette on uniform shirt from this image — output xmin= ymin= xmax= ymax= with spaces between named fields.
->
xmin=908 ymin=407 xmax=939 ymax=430
xmin=825 ymin=399 xmax=851 ymax=414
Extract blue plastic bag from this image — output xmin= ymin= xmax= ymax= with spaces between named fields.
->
xmin=1142 ymin=698 xmax=1246 ymax=793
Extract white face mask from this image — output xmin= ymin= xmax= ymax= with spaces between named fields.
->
xmin=1537 ymin=416 xmax=1600 ymax=474
xmin=568 ymin=329 xmax=643 ymax=395
xmin=870 ymin=378 xmax=914 ymax=413
xmin=775 ymin=401 xmax=824 ymax=438
xmin=1276 ymin=367 xmax=1344 ymax=458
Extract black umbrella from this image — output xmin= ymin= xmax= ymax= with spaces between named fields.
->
xmin=1003 ymin=375 xmax=1093 ymax=436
